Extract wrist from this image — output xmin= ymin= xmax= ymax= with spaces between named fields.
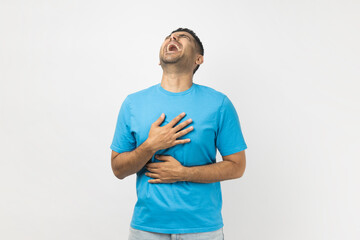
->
xmin=181 ymin=166 xmax=191 ymax=182
xmin=142 ymin=139 xmax=157 ymax=155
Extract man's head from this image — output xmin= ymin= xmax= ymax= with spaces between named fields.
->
xmin=159 ymin=28 xmax=204 ymax=74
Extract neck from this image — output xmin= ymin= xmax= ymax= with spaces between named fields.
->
xmin=160 ymin=70 xmax=193 ymax=93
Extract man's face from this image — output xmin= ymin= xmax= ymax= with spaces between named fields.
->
xmin=159 ymin=31 xmax=198 ymax=67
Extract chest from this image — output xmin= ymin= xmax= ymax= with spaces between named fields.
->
xmin=131 ymin=105 xmax=219 ymax=151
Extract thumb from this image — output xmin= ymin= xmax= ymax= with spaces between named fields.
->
xmin=155 ymin=155 xmax=169 ymax=161
xmin=153 ymin=113 xmax=165 ymax=126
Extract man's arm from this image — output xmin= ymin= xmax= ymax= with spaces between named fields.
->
xmin=111 ymin=140 xmax=156 ymax=180
xmin=111 ymin=112 xmax=193 ymax=180
xmin=145 ymin=150 xmax=246 ymax=184
xmin=184 ymin=150 xmax=246 ymax=183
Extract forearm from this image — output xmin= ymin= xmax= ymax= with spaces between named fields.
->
xmin=112 ymin=140 xmax=156 ymax=179
xmin=183 ymin=160 xmax=243 ymax=183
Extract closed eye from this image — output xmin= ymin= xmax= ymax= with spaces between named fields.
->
xmin=179 ymin=34 xmax=190 ymax=40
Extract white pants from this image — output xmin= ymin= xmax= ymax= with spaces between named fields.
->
xmin=128 ymin=226 xmax=224 ymax=240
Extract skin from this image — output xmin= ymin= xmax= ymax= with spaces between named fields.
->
xmin=111 ymin=31 xmax=246 ymax=183
xmin=158 ymin=31 xmax=203 ymax=93
xmin=111 ymin=112 xmax=194 ymax=180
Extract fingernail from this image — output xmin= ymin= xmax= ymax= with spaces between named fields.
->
xmin=181 ymin=112 xmax=185 ymax=116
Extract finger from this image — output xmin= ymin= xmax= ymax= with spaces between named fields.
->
xmin=173 ymin=118 xmax=193 ymax=132
xmin=152 ymin=113 xmax=165 ymax=126
xmin=155 ymin=155 xmax=171 ymax=161
xmin=145 ymin=172 xmax=160 ymax=179
xmin=166 ymin=112 xmax=186 ymax=128
xmin=148 ymin=179 xmax=162 ymax=184
xmin=146 ymin=163 xmax=160 ymax=168
xmin=174 ymin=139 xmax=191 ymax=145
xmin=174 ymin=126 xmax=194 ymax=139
xmin=146 ymin=166 xmax=159 ymax=173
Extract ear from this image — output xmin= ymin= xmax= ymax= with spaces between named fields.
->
xmin=195 ymin=55 xmax=204 ymax=65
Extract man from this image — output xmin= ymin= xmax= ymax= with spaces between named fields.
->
xmin=110 ymin=28 xmax=247 ymax=240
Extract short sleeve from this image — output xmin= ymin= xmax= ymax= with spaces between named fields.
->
xmin=110 ymin=96 xmax=136 ymax=153
xmin=216 ymin=95 xmax=247 ymax=156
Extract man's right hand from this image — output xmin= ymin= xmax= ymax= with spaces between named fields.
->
xmin=145 ymin=112 xmax=194 ymax=152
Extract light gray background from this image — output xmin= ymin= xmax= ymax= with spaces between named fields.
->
xmin=1 ymin=0 xmax=359 ymax=239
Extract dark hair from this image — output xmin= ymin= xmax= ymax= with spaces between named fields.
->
xmin=170 ymin=28 xmax=204 ymax=74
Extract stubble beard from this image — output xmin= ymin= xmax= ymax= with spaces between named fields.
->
xmin=160 ymin=52 xmax=182 ymax=64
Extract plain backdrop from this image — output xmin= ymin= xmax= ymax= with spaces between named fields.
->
xmin=1 ymin=0 xmax=359 ymax=239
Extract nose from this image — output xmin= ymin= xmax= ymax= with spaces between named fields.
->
xmin=170 ymin=34 xmax=178 ymax=41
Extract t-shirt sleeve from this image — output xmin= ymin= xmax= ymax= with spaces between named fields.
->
xmin=216 ymin=95 xmax=247 ymax=156
xmin=110 ymin=96 xmax=137 ymax=153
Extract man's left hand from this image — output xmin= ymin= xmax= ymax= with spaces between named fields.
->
xmin=145 ymin=155 xmax=187 ymax=183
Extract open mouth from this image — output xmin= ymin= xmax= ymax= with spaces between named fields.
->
xmin=166 ymin=42 xmax=181 ymax=53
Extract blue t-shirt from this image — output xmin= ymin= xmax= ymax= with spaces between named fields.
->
xmin=110 ymin=82 xmax=247 ymax=234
